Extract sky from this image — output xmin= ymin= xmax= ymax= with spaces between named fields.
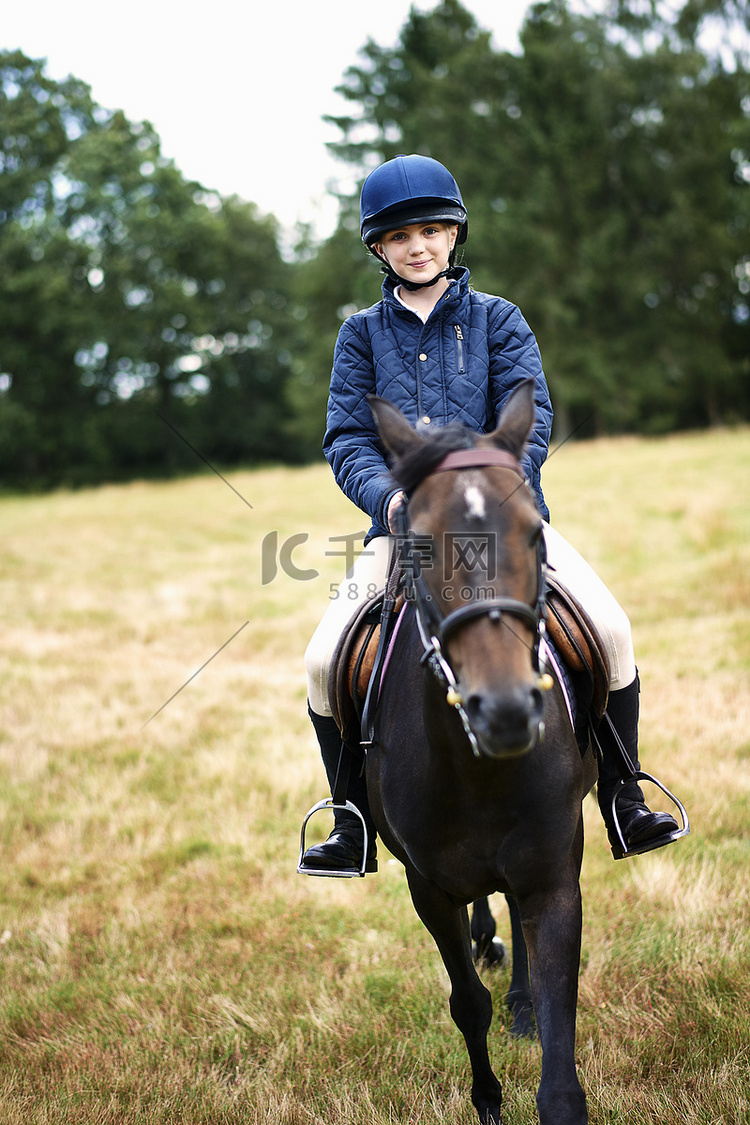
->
xmin=2 ymin=0 xmax=553 ymax=240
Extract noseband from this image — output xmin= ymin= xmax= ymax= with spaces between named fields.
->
xmin=395 ymin=448 xmax=550 ymax=757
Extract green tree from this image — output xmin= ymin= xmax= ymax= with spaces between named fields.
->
xmin=322 ymin=0 xmax=750 ymax=434
xmin=63 ymin=112 xmax=296 ymax=474
xmin=0 ymin=51 xmax=100 ymax=477
xmin=0 ymin=51 xmax=297 ymax=486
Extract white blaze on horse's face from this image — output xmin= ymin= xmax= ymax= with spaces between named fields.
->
xmin=463 ymin=483 xmax=486 ymax=521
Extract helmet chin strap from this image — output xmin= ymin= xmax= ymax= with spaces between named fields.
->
xmin=380 ymin=263 xmax=457 ymax=291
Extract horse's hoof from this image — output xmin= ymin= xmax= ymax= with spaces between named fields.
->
xmin=506 ymin=992 xmax=536 ymax=1040
xmin=509 ymin=1008 xmax=536 ymax=1040
xmin=472 ymin=936 xmax=507 ymax=969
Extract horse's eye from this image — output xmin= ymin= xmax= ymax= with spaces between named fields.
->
xmin=530 ymin=524 xmax=544 ymax=547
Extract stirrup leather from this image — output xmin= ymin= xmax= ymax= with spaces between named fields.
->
xmin=297 ymin=799 xmax=373 ymax=878
xmin=609 ymin=770 xmax=690 ymax=860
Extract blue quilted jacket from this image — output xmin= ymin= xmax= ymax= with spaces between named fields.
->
xmin=323 ymin=267 xmax=552 ymax=541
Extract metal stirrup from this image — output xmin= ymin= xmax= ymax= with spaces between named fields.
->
xmin=298 ymin=738 xmax=372 ymax=878
xmin=609 ymin=771 xmax=690 ymax=860
xmin=297 ymin=799 xmax=371 ymax=878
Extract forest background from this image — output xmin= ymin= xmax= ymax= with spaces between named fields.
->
xmin=1 ymin=0 xmax=749 ymax=489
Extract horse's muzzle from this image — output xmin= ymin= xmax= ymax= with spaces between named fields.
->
xmin=464 ymin=685 xmax=545 ymax=759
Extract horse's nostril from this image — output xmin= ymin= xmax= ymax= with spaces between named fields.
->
xmin=465 ymin=693 xmax=485 ymax=726
xmin=467 ymin=688 xmax=539 ymax=734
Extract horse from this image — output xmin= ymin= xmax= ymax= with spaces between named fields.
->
xmin=365 ymin=379 xmax=597 ymax=1125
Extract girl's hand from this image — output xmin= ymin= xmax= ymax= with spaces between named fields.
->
xmin=387 ymin=490 xmax=406 ymax=532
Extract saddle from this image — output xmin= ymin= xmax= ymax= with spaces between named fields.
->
xmin=328 ymin=590 xmax=405 ymax=747
xmin=329 ymin=573 xmax=611 ymax=744
xmin=545 ymin=575 xmax=611 ymax=723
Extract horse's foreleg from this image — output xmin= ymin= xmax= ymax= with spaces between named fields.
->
xmin=504 ymin=893 xmax=535 ymax=1039
xmin=517 ymin=875 xmax=588 ymax=1125
xmin=407 ymin=870 xmax=503 ymax=1125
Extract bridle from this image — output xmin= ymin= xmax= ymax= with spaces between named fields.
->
xmin=394 ymin=448 xmax=551 ymax=757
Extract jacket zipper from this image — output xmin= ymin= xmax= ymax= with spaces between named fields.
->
xmin=454 ymin=324 xmax=465 ymax=373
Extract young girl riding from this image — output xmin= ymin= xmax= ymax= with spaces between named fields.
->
xmin=300 ymin=154 xmax=683 ymax=875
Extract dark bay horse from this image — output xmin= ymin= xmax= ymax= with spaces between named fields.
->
xmin=366 ymin=380 xmax=597 ymax=1125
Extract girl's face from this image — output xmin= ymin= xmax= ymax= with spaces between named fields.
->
xmin=374 ymin=221 xmax=458 ymax=285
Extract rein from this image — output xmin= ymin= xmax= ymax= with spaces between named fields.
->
xmin=395 ymin=448 xmax=551 ymax=757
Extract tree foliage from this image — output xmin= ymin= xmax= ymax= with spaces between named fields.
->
xmin=323 ymin=0 xmax=750 ymax=436
xmin=0 ymin=50 xmax=297 ymax=486
xmin=1 ymin=3 xmax=749 ymax=488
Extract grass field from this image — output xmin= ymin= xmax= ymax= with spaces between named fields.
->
xmin=1 ymin=426 xmax=749 ymax=1124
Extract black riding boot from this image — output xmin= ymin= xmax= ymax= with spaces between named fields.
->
xmin=299 ymin=706 xmax=377 ymax=874
xmin=596 ymin=675 xmax=679 ymax=860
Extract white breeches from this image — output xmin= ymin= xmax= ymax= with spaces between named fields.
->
xmin=304 ymin=524 xmax=636 ymax=717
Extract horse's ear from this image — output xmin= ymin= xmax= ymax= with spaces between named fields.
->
xmin=488 ymin=379 xmax=536 ymax=458
xmin=368 ymin=395 xmax=424 ymax=459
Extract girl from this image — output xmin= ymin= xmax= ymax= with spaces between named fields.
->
xmin=301 ymin=154 xmax=681 ymax=874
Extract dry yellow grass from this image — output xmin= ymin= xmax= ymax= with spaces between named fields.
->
xmin=1 ymin=425 xmax=749 ymax=1123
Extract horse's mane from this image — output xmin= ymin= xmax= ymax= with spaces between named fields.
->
xmin=389 ymin=420 xmax=514 ymax=494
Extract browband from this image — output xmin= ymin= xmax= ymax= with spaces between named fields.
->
xmin=432 ymin=449 xmax=525 ymax=479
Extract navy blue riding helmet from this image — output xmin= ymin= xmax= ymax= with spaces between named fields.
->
xmin=360 ymin=154 xmax=468 ymax=290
